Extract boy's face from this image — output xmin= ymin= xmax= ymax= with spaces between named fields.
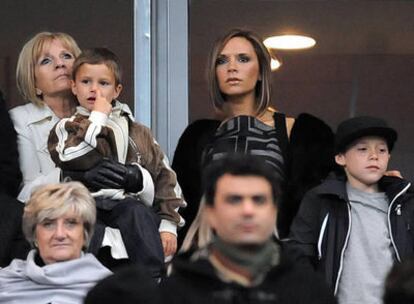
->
xmin=335 ymin=136 xmax=390 ymax=192
xmin=72 ymin=63 xmax=122 ymax=111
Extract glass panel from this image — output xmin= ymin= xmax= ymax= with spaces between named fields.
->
xmin=134 ymin=0 xmax=152 ymax=127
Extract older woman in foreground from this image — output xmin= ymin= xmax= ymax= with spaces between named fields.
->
xmin=0 ymin=182 xmax=111 ymax=304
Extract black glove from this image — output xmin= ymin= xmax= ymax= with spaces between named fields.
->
xmin=61 ymin=169 xmax=87 ymax=183
xmin=83 ymin=159 xmax=143 ymax=193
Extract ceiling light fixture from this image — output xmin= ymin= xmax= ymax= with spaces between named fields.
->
xmin=264 ymin=35 xmax=316 ymax=50
xmin=270 ymin=57 xmax=282 ymax=71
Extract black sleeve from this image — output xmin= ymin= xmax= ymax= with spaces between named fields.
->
xmin=278 ymin=113 xmax=335 ymax=238
xmin=172 ymin=119 xmax=220 ymax=245
xmin=285 ymin=189 xmax=323 ymax=269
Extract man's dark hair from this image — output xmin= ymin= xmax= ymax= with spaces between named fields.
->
xmin=384 ymin=257 xmax=414 ymax=304
xmin=85 ymin=265 xmax=159 ymax=304
xmin=202 ymin=153 xmax=281 ymax=206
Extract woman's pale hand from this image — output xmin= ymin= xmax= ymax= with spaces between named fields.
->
xmin=160 ymin=231 xmax=177 ymax=257
xmin=384 ymin=170 xmax=403 ymax=178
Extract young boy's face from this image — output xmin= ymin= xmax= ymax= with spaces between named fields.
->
xmin=335 ymin=136 xmax=390 ymax=192
xmin=72 ymin=63 xmax=122 ymax=111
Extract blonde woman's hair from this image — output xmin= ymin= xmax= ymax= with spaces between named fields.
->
xmin=22 ymin=182 xmax=96 ymax=249
xmin=16 ymin=32 xmax=81 ymax=106
xmin=179 ymin=197 xmax=213 ymax=253
xmin=207 ymin=28 xmax=272 ymax=116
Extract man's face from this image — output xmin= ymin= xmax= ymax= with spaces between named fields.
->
xmin=206 ymin=174 xmax=277 ymax=246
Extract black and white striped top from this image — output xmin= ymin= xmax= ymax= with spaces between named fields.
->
xmin=202 ymin=113 xmax=288 ymax=181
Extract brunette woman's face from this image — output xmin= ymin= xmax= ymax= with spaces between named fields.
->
xmin=34 ymin=39 xmax=75 ymax=98
xmin=215 ymin=37 xmax=260 ymax=100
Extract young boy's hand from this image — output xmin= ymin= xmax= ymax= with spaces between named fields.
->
xmin=160 ymin=231 xmax=177 ymax=257
xmin=93 ymin=89 xmax=112 ymax=115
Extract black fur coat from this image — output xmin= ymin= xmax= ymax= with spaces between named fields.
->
xmin=172 ymin=113 xmax=335 ymax=242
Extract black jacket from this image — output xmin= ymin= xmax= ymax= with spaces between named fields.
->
xmin=0 ymin=91 xmax=29 ymax=266
xmin=160 ymin=248 xmax=336 ymax=304
xmin=288 ymin=174 xmax=414 ymax=294
xmin=0 ymin=193 xmax=30 ymax=267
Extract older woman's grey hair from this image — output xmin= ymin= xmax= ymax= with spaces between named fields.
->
xmin=22 ymin=182 xmax=96 ymax=248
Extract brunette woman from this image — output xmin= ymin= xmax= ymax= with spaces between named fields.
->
xmin=172 ymin=29 xmax=334 ymax=246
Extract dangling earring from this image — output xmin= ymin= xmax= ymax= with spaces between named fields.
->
xmin=35 ymin=88 xmax=42 ymax=96
xmin=33 ymin=240 xmax=38 ymax=248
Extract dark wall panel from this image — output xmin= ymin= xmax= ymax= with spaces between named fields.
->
xmin=0 ymin=0 xmax=133 ymax=110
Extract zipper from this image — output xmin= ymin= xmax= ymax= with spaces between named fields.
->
xmin=388 ymin=182 xmax=411 ymax=262
xmin=395 ymin=204 xmax=402 ymax=215
xmin=128 ymin=137 xmax=142 ymax=164
xmin=334 ymin=202 xmax=352 ymax=296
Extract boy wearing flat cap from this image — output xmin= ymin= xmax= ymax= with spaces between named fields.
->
xmin=288 ymin=116 xmax=414 ymax=304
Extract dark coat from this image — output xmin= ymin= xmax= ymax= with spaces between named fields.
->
xmin=160 ymin=248 xmax=337 ymax=304
xmin=172 ymin=119 xmax=220 ymax=245
xmin=0 ymin=91 xmax=22 ymax=197
xmin=0 ymin=193 xmax=30 ymax=267
xmin=288 ymin=174 xmax=414 ymax=293
xmin=0 ymin=91 xmax=29 ymax=266
xmin=280 ymin=113 xmax=335 ymax=237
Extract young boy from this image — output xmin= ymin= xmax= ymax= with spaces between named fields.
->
xmin=288 ymin=116 xmax=414 ymax=304
xmin=48 ymin=48 xmax=185 ymax=275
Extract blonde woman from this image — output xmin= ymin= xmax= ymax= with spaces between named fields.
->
xmin=10 ymin=32 xmax=81 ymax=203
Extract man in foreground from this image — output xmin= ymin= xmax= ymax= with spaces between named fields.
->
xmin=161 ymin=154 xmax=336 ymax=303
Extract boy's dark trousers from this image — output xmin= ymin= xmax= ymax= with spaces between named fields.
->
xmin=89 ymin=197 xmax=164 ymax=278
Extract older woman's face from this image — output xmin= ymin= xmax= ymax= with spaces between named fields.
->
xmin=216 ymin=37 xmax=260 ymax=100
xmin=34 ymin=39 xmax=75 ymax=98
xmin=35 ymin=210 xmax=85 ymax=264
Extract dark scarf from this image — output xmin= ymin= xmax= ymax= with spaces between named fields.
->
xmin=210 ymin=237 xmax=280 ymax=284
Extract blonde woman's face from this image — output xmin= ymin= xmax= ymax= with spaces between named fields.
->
xmin=34 ymin=39 xmax=75 ymax=98
xmin=35 ymin=210 xmax=85 ymax=264
xmin=215 ymin=37 xmax=260 ymax=100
